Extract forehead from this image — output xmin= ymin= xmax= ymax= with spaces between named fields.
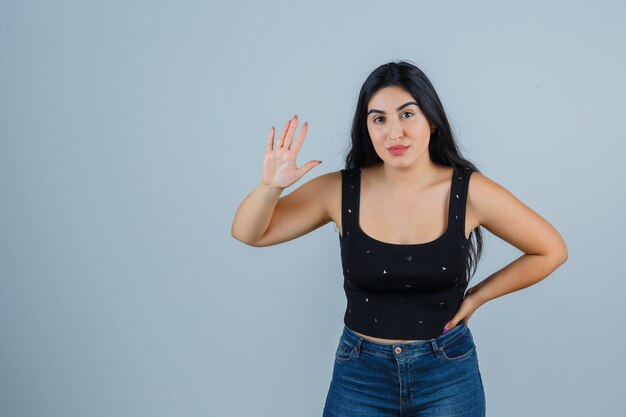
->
xmin=368 ymin=86 xmax=415 ymax=109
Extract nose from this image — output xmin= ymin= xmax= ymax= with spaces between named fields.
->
xmin=387 ymin=118 xmax=403 ymax=140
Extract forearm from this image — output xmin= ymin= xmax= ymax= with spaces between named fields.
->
xmin=473 ymin=253 xmax=567 ymax=307
xmin=231 ymin=182 xmax=284 ymax=245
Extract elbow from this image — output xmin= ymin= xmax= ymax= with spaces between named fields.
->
xmin=548 ymin=247 xmax=568 ymax=265
xmin=230 ymin=225 xmax=248 ymax=245
xmin=551 ymin=234 xmax=569 ymax=265
xmin=560 ymin=247 xmax=568 ymax=264
xmin=552 ymin=245 xmax=568 ymax=265
xmin=231 ymin=226 xmax=263 ymax=247
xmin=242 ymin=238 xmax=263 ymax=247
xmin=538 ymin=246 xmax=567 ymax=267
xmin=230 ymin=224 xmax=241 ymax=242
xmin=231 ymin=234 xmax=260 ymax=247
xmin=558 ymin=238 xmax=569 ymax=264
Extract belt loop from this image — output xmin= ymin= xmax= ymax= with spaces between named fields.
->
xmin=353 ymin=335 xmax=363 ymax=357
xmin=430 ymin=340 xmax=442 ymax=358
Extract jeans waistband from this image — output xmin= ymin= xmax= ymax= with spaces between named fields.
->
xmin=341 ymin=322 xmax=470 ymax=358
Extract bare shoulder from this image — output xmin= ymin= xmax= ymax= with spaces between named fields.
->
xmin=466 ymin=170 xmax=568 ymax=259
xmin=309 ymin=168 xmax=341 ymax=201
xmin=466 ymin=170 xmax=517 ymax=228
xmin=466 ymin=170 xmax=520 ymax=221
xmin=283 ymin=169 xmax=341 ymax=218
xmin=315 ymin=170 xmax=342 ymax=226
xmin=298 ymin=168 xmax=343 ymax=234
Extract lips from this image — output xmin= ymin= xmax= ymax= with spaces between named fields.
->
xmin=388 ymin=145 xmax=409 ymax=156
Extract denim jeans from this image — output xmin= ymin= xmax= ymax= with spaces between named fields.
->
xmin=323 ymin=322 xmax=486 ymax=416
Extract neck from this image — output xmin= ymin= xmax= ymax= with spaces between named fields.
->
xmin=379 ymin=159 xmax=439 ymax=189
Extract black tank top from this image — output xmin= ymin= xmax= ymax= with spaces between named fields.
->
xmin=339 ymin=166 xmax=475 ymax=339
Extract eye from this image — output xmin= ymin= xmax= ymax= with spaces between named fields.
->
xmin=372 ymin=112 xmax=414 ymax=124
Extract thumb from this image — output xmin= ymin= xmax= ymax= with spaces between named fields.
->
xmin=297 ymin=160 xmax=322 ymax=178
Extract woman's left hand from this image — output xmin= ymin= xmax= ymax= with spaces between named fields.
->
xmin=442 ymin=285 xmax=483 ymax=334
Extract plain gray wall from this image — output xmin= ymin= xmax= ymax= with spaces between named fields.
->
xmin=1 ymin=0 xmax=624 ymax=416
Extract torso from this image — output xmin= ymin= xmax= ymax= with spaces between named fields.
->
xmin=326 ymin=163 xmax=479 ymax=344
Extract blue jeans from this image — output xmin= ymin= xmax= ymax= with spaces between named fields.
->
xmin=323 ymin=322 xmax=486 ymax=416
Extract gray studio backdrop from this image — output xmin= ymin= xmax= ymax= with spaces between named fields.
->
xmin=1 ymin=1 xmax=624 ymax=416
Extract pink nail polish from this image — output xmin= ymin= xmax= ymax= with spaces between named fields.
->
xmin=442 ymin=327 xmax=449 ymax=334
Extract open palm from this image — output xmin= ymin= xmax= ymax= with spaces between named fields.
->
xmin=262 ymin=115 xmax=320 ymax=189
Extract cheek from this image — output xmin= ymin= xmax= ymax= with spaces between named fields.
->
xmin=368 ymin=127 xmax=384 ymax=142
xmin=366 ymin=130 xmax=378 ymax=143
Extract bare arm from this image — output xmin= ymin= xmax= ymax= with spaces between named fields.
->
xmin=468 ymin=172 xmax=568 ymax=307
xmin=231 ymin=172 xmax=337 ymax=247
xmin=230 ymin=181 xmax=285 ymax=246
xmin=230 ymin=114 xmax=326 ymax=246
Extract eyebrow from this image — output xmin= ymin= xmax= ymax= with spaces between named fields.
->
xmin=367 ymin=101 xmax=419 ymax=116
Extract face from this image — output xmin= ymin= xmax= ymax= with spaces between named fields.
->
xmin=366 ymin=85 xmax=435 ymax=167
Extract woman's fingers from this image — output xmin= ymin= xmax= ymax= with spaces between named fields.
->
xmin=289 ymin=121 xmax=308 ymax=153
xmin=266 ymin=126 xmax=275 ymax=153
xmin=277 ymin=118 xmax=291 ymax=149
xmin=272 ymin=114 xmax=306 ymax=152
xmin=281 ymin=114 xmax=298 ymax=149
xmin=274 ymin=120 xmax=291 ymax=149
xmin=297 ymin=159 xmax=321 ymax=178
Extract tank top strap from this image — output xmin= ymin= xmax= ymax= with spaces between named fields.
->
xmin=340 ymin=168 xmax=360 ymax=238
xmin=448 ymin=166 xmax=475 ymax=239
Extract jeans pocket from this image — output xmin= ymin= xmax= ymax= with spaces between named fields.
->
xmin=335 ymin=339 xmax=354 ymax=362
xmin=441 ymin=333 xmax=475 ymax=362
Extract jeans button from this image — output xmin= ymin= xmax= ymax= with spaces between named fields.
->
xmin=394 ymin=347 xmax=402 ymax=354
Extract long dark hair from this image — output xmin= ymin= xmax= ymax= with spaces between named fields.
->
xmin=345 ymin=60 xmax=484 ymax=284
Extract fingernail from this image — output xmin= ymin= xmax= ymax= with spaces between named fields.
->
xmin=294 ymin=113 xmax=298 ymax=118
xmin=442 ymin=327 xmax=449 ymax=334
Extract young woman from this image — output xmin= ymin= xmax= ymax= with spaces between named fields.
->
xmin=231 ymin=61 xmax=568 ymax=416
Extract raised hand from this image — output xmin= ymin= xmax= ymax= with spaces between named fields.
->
xmin=262 ymin=114 xmax=321 ymax=189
